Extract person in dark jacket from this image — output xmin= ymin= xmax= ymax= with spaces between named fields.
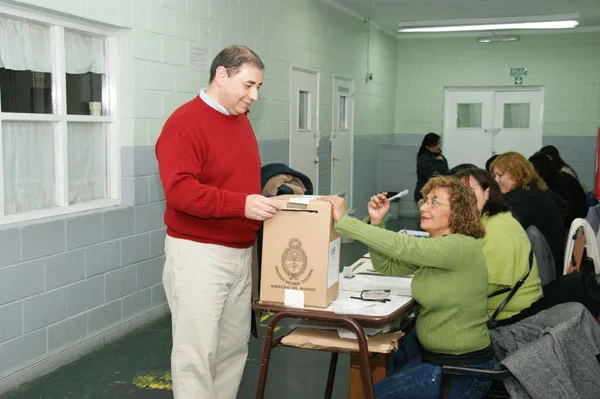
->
xmin=414 ymin=132 xmax=449 ymax=202
xmin=491 ymin=152 xmax=566 ymax=278
xmin=540 ymin=145 xmax=579 ymax=181
xmin=529 ymin=151 xmax=587 ymax=227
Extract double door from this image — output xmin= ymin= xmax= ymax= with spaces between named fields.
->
xmin=443 ymin=88 xmax=544 ymax=168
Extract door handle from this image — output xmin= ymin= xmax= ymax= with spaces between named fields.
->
xmin=484 ymin=128 xmax=501 ymax=135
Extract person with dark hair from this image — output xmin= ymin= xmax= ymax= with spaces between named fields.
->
xmin=529 ymin=151 xmax=587 ymax=227
xmin=414 ymin=132 xmax=449 ymax=202
xmin=491 ymin=152 xmax=565 ymax=278
xmin=447 ymin=163 xmax=477 ymax=176
xmin=485 ymin=154 xmax=499 ymax=172
xmin=540 ymin=145 xmax=579 ymax=180
xmin=156 ymin=45 xmax=281 ymax=398
xmin=321 ymin=176 xmax=493 ymax=399
xmin=541 ymin=144 xmax=600 ymax=208
xmin=455 ymin=168 xmax=543 ymax=322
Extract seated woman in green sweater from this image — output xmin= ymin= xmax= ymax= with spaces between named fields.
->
xmin=454 ymin=168 xmax=543 ymax=324
xmin=321 ymin=176 xmax=493 ymax=399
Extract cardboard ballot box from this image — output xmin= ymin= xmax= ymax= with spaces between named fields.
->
xmin=260 ymin=195 xmax=340 ymax=308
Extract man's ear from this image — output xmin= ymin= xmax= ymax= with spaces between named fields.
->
xmin=213 ymin=66 xmax=229 ymax=86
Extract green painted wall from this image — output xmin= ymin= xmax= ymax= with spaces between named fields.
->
xmin=395 ymin=32 xmax=600 ymax=137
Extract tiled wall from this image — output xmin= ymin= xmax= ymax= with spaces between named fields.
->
xmin=394 ymin=32 xmax=600 ymax=137
xmin=1 ymin=0 xmax=398 ymax=389
xmin=0 ymin=147 xmax=166 ymax=391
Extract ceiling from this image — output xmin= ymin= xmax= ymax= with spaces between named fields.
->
xmin=328 ymin=0 xmax=600 ymax=37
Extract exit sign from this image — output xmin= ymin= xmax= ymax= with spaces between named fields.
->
xmin=510 ymin=68 xmax=528 ymax=77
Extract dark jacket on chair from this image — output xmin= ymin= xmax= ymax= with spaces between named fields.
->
xmin=490 ymin=302 xmax=600 ymax=399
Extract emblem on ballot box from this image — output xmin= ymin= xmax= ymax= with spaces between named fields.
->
xmin=275 ymin=239 xmax=313 ymax=285
xmin=281 ymin=239 xmax=307 ymax=280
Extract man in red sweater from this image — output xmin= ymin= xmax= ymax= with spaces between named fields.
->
xmin=155 ymin=45 xmax=281 ymax=399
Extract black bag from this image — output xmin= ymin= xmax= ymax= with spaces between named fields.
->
xmin=487 ymin=251 xmax=533 ymax=329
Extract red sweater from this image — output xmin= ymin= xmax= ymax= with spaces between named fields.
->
xmin=155 ymin=96 xmax=261 ymax=248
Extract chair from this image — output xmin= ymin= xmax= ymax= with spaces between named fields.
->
xmin=563 ymin=218 xmax=600 ymax=275
xmin=585 ymin=203 xmax=600 ymax=235
xmin=439 ymin=302 xmax=600 ymax=399
xmin=525 ymin=225 xmax=555 ymax=285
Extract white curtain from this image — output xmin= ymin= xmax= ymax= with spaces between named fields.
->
xmin=0 ymin=16 xmax=52 ymax=72
xmin=504 ymin=103 xmax=530 ymax=129
xmin=3 ymin=122 xmax=55 ymax=214
xmin=0 ymin=16 xmax=104 ymax=74
xmin=65 ymin=30 xmax=105 ymax=74
xmin=68 ymin=123 xmax=107 ymax=204
xmin=457 ymin=103 xmax=482 ymax=128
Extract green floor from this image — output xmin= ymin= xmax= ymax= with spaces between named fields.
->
xmin=1 ymin=217 xmax=418 ymax=399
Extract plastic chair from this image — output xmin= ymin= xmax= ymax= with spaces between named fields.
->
xmin=563 ymin=218 xmax=600 ymax=275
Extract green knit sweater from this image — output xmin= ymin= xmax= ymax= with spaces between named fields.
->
xmin=478 ymin=212 xmax=543 ymax=319
xmin=335 ymin=214 xmax=490 ymax=356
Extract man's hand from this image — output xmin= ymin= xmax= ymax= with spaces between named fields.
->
xmin=245 ymin=195 xmax=282 ymax=221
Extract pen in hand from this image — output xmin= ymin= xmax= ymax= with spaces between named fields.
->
xmin=387 ymin=189 xmax=409 ymax=202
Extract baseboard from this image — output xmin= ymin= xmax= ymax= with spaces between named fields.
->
xmin=0 ymin=304 xmax=170 ymax=394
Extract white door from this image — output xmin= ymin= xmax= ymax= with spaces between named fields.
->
xmin=330 ymin=75 xmax=354 ymax=210
xmin=492 ymin=90 xmax=543 ymax=158
xmin=290 ymin=67 xmax=319 ymax=193
xmin=443 ymin=88 xmax=544 ymax=169
xmin=443 ymin=90 xmax=494 ymax=169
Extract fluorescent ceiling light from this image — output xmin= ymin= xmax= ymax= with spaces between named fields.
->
xmin=477 ymin=35 xmax=520 ymax=43
xmin=399 ymin=20 xmax=578 ymax=33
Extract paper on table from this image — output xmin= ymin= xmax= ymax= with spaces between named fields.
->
xmin=329 ymin=298 xmax=376 ymax=314
xmin=340 ymin=274 xmax=412 ymax=296
xmin=338 ymin=325 xmax=391 ymax=340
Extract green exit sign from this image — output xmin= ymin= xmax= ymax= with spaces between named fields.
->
xmin=510 ymin=68 xmax=528 ymax=77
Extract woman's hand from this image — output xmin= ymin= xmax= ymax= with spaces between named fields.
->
xmin=368 ymin=193 xmax=390 ymax=225
xmin=318 ymin=195 xmax=347 ymax=221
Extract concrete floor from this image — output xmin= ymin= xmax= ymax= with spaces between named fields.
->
xmin=1 ymin=217 xmax=420 ymax=399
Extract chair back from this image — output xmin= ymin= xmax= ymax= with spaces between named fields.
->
xmin=563 ymin=218 xmax=600 ymax=275
xmin=586 ymin=204 xmax=600 ymax=234
xmin=526 ymin=225 xmax=555 ymax=285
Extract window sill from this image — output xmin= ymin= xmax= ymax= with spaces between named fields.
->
xmin=0 ymin=198 xmax=121 ymax=226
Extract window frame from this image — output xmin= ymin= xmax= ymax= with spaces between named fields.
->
xmin=0 ymin=5 xmax=120 ymax=225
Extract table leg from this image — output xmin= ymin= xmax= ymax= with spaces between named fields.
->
xmin=324 ymin=352 xmax=338 ymax=399
xmin=255 ymin=312 xmax=286 ymax=399
xmin=253 ymin=311 xmax=375 ymax=399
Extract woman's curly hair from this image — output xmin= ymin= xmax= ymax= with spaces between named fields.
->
xmin=421 ymin=176 xmax=485 ymax=239
xmin=490 ymin=151 xmax=546 ymax=191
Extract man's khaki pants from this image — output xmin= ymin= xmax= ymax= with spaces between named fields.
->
xmin=163 ymin=235 xmax=252 ymax=399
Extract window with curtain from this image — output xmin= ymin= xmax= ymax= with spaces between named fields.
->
xmin=0 ymin=12 xmax=118 ymax=223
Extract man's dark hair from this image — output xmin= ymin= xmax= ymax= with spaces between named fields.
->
xmin=209 ymin=45 xmax=264 ymax=83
